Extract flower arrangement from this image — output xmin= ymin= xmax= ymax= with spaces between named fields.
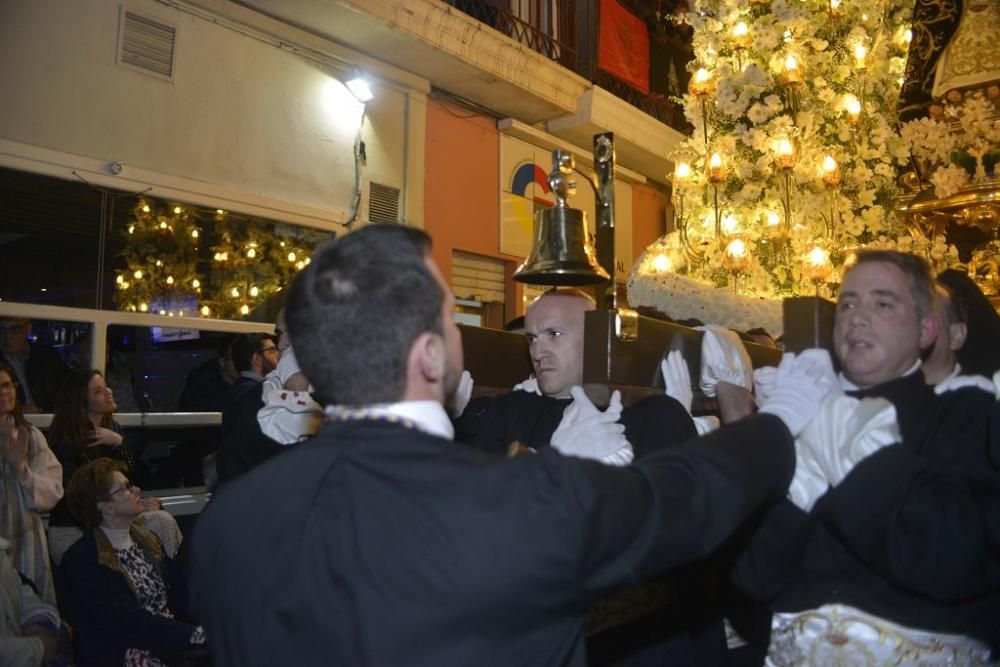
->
xmin=628 ymin=0 xmax=960 ymax=328
xmin=900 ymin=90 xmax=1000 ymax=199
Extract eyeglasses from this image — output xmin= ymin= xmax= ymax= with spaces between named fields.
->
xmin=259 ymin=345 xmax=278 ymax=355
xmin=108 ymin=481 xmax=137 ymax=498
xmin=0 ymin=381 xmax=15 ymax=394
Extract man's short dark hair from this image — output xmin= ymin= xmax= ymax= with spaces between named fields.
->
xmin=846 ymin=250 xmax=934 ymax=320
xmin=230 ymin=333 xmax=274 ymax=374
xmin=286 ymin=224 xmax=443 ymax=406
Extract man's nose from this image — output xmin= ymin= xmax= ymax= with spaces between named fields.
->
xmin=848 ymin=305 xmax=870 ymax=326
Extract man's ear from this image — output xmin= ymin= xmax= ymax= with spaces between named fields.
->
xmin=918 ymin=314 xmax=939 ymax=351
xmin=412 ymin=332 xmax=445 ymax=384
xmin=949 ymin=322 xmax=968 ymax=352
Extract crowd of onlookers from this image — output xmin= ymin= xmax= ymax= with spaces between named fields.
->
xmin=0 ymin=315 xmax=306 ymax=666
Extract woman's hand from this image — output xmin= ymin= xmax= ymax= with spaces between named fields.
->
xmin=141 ymin=496 xmax=163 ymax=512
xmin=0 ymin=421 xmax=29 ymax=475
xmin=88 ymin=426 xmax=123 ymax=448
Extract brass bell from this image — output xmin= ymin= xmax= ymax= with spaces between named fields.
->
xmin=513 ymin=205 xmax=609 ymax=286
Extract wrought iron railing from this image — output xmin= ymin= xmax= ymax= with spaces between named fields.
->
xmin=444 ymin=0 xmax=576 ymax=68
xmin=443 ymin=0 xmax=692 ymax=133
xmin=593 ymin=68 xmax=689 ymax=131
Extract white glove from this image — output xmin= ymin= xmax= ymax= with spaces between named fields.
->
xmin=551 ymin=387 xmax=633 ymax=466
xmin=661 ymin=351 xmax=694 ymax=413
xmin=692 ymin=415 xmax=720 ymax=435
xmin=698 ymin=326 xmax=753 ymax=398
xmin=753 ymin=365 xmax=778 ymax=404
xmin=661 ymin=351 xmax=719 ymax=435
xmin=933 ymin=373 xmax=996 ymax=396
xmin=789 ymin=394 xmax=899 ymax=511
xmin=757 ymin=350 xmax=838 ymax=436
xmin=451 ymin=370 xmax=474 ymax=418
xmin=513 ymin=375 xmax=542 ymax=395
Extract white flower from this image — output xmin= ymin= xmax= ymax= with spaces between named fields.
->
xmin=930 ymin=164 xmax=970 ymax=198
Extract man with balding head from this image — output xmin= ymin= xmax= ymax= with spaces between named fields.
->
xmin=736 ymin=249 xmax=1000 ymax=661
xmin=456 ymin=288 xmax=698 ymax=463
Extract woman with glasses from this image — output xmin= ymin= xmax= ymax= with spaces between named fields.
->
xmin=63 ymin=458 xmax=205 ymax=667
xmin=0 ymin=361 xmax=63 ymax=605
xmin=47 ymin=370 xmax=180 ymax=565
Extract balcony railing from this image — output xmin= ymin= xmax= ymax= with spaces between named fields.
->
xmin=443 ymin=0 xmax=691 ymax=133
xmin=444 ymin=0 xmax=576 ymax=69
xmin=593 ymin=68 xmax=688 ymax=131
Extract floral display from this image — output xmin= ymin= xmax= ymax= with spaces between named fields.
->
xmin=628 ymin=0 xmax=961 ymax=331
xmin=901 ymin=90 xmax=1000 ymax=199
xmin=115 ymin=199 xmax=328 ymax=320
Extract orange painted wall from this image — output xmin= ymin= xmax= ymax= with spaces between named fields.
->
xmin=630 ymin=183 xmax=669 ymax=263
xmin=424 ymin=99 xmax=517 ymax=285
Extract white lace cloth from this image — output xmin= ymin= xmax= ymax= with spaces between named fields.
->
xmin=768 ymin=604 xmax=993 ymax=666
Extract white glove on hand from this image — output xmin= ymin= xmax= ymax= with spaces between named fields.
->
xmin=661 ymin=351 xmax=719 ymax=435
xmin=933 ymin=373 xmax=996 ymax=396
xmin=698 ymin=326 xmax=753 ymax=398
xmin=753 ymin=365 xmax=778 ymax=404
xmin=661 ymin=351 xmax=694 ymax=413
xmin=757 ymin=350 xmax=838 ymax=436
xmin=451 ymin=370 xmax=474 ymax=418
xmin=550 ymin=387 xmax=633 ymax=466
xmin=513 ymin=375 xmax=542 ymax=395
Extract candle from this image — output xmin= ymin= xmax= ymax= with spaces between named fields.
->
xmin=804 ymin=246 xmax=833 ymax=282
xmin=731 ymin=21 xmax=750 ymax=46
xmin=674 ymin=161 xmax=691 ymax=183
xmin=723 ymin=239 xmax=751 ymax=272
xmin=651 ymin=253 xmax=673 ymax=273
xmin=853 ymin=44 xmax=867 ymax=70
xmin=782 ymin=54 xmax=802 ymax=84
xmin=844 ymin=94 xmax=862 ymax=122
xmin=707 ymin=152 xmax=726 ymax=182
xmin=775 ymin=138 xmax=796 ymax=170
xmin=821 ymin=155 xmax=840 ymax=186
xmin=689 ymin=68 xmax=715 ymax=95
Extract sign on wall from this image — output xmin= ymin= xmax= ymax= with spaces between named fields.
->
xmin=499 ymin=134 xmax=632 ymax=279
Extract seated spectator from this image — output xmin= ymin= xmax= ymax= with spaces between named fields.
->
xmin=178 ymin=335 xmax=239 ymax=413
xmin=0 ymin=535 xmax=61 ymax=667
xmin=0 ymin=317 xmax=71 ymax=414
xmin=216 ymin=331 xmax=286 ymax=485
xmin=62 ymin=458 xmax=205 ymax=667
xmin=0 ymin=362 xmax=63 ymax=606
xmin=47 ymin=370 xmax=180 ymax=565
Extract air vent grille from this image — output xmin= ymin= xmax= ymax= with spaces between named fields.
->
xmin=368 ymin=182 xmax=401 ymax=224
xmin=119 ymin=11 xmax=176 ymax=79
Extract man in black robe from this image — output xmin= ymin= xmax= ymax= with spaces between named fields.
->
xmin=735 ymin=249 xmax=1000 ymax=659
xmin=190 ymin=223 xmax=831 ymax=667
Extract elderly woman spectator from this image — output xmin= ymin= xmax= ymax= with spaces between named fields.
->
xmin=0 ymin=361 xmax=63 ymax=606
xmin=0 ymin=534 xmax=61 ymax=667
xmin=62 ymin=458 xmax=205 ymax=667
xmin=47 ymin=370 xmax=181 ymax=565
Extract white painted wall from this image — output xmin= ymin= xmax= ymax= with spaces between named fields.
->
xmin=0 ymin=0 xmax=427 ymax=229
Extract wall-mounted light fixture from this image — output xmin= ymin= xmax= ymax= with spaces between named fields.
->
xmin=345 ymin=69 xmax=374 ymax=102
